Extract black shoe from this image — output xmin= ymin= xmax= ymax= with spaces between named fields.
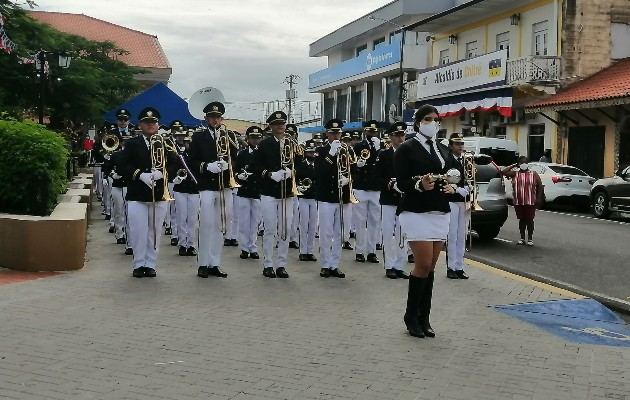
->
xmin=262 ymin=267 xmax=276 ymax=278
xmin=407 ymin=254 xmax=414 ymax=264
xmin=299 ymin=254 xmax=309 ymax=261
xmin=224 ymin=239 xmax=230 ymax=246
xmin=116 ymin=237 xmax=126 ymax=244
xmin=376 ymin=243 xmax=382 ymax=251
xmin=404 ymin=275 xmax=426 ymax=338
xmin=197 ymin=266 xmax=209 ymax=278
xmin=320 ymin=268 xmax=331 ymax=278
xmin=418 ymin=271 xmax=436 ymax=338
xmin=367 ymin=253 xmax=380 ymax=263
xmin=288 ymin=241 xmax=299 ymax=249
xmin=105 ymin=214 xmax=111 ymax=220
xmin=144 ymin=268 xmax=156 ymax=278
xmin=240 ymin=250 xmax=249 ymax=259
xmin=170 ymin=238 xmax=178 ymax=246
xmin=455 ymin=270 xmax=469 ymax=279
xmin=125 ymin=248 xmax=133 ymax=256
xmin=330 ymin=268 xmax=345 ymax=278
xmin=97 ymin=196 xmax=102 ymax=202
xmin=108 ymin=226 xmax=115 ymax=233
xmin=355 ymin=254 xmax=365 ymax=263
xmin=349 ymin=231 xmax=355 ymax=239
xmin=446 ymin=269 xmax=459 ymax=279
xmin=342 ymin=241 xmax=354 ymax=250
xmin=249 ymin=252 xmax=260 ymax=259
xmin=165 ymin=227 xmax=172 ymax=236
xmin=395 ymin=270 xmax=410 ymax=279
xmin=276 ymin=267 xmax=289 ymax=278
xmin=258 ymin=230 xmax=264 ymax=236
xmin=307 ymin=254 xmax=318 ymax=262
xmin=385 ymin=269 xmax=398 ymax=279
xmin=179 ymin=246 xmax=188 ymax=256
xmin=187 ymin=247 xmax=197 ymax=257
xmin=209 ymin=266 xmax=228 ymax=278
xmin=132 ymin=268 xmax=144 ymax=278
xmin=230 ymin=239 xmax=238 ymax=247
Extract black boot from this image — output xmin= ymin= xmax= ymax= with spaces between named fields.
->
xmin=403 ymin=275 xmax=426 ymax=338
xmin=418 ymin=271 xmax=436 ymax=338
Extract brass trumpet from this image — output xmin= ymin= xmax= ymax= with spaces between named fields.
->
xmin=102 ymin=133 xmax=119 ymax=153
xmin=412 ymin=168 xmax=461 ymax=184
xmin=359 ymin=148 xmax=370 ymax=160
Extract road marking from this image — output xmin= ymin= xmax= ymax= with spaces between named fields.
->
xmin=540 ymin=209 xmax=629 ymax=225
xmin=561 ymin=327 xmax=630 ymax=342
xmin=465 ymin=258 xmax=586 ymax=299
xmin=494 ymin=237 xmax=513 ymax=244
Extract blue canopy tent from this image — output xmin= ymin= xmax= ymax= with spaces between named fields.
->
xmin=103 ymin=82 xmax=203 ymax=127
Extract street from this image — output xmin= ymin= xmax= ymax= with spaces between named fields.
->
xmin=469 ymin=206 xmax=630 ymax=302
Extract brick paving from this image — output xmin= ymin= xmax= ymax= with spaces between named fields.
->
xmin=0 ymin=201 xmax=629 ymax=400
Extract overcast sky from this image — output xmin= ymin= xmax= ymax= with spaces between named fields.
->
xmin=35 ymin=0 xmax=387 ymax=122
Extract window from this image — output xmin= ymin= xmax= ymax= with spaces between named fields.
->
xmin=389 ymin=30 xmax=402 ymax=44
xmin=356 ymin=44 xmax=367 ymax=57
xmin=532 ymin=21 xmax=549 ymax=56
xmin=496 ymin=32 xmax=510 ymax=57
xmin=439 ymin=49 xmax=450 ymax=65
xmin=465 ymin=41 xmax=478 ymax=58
xmin=373 ymin=37 xmax=386 ymax=50
xmin=528 ymin=124 xmax=545 ymax=161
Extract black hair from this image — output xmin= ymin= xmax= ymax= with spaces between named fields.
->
xmin=413 ymin=104 xmax=439 ymax=132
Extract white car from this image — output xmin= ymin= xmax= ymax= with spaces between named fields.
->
xmin=506 ymin=162 xmax=595 ymax=209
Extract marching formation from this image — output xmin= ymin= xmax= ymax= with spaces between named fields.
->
xmin=92 ymin=101 xmax=478 ymax=339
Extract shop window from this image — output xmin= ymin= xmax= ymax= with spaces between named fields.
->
xmin=496 ymin=32 xmax=510 ymax=58
xmin=373 ymin=37 xmax=386 ymax=50
xmin=439 ymin=49 xmax=450 ymax=65
xmin=389 ymin=30 xmax=402 ymax=44
xmin=532 ymin=21 xmax=549 ymax=56
xmin=356 ymin=44 xmax=367 ymax=57
xmin=528 ymin=124 xmax=545 ymax=161
xmin=493 ymin=126 xmax=507 ymax=139
xmin=465 ymin=41 xmax=478 ymax=59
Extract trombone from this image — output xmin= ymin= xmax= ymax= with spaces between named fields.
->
xmin=150 ymin=134 xmax=174 ymax=249
xmin=215 ymin=125 xmax=240 ymax=235
xmin=463 ymin=152 xmax=491 ymax=249
xmin=279 ymin=138 xmax=301 ymax=241
xmin=337 ymin=142 xmax=359 ymax=243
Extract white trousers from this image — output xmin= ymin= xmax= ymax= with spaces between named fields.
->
xmin=318 ymin=201 xmax=349 ymax=270
xmin=447 ymin=202 xmax=469 ymax=271
xmin=165 ymin=182 xmax=177 ymax=236
xmin=237 ymin=195 xmax=261 ymax=253
xmin=261 ymin=195 xmax=294 ymax=269
xmin=198 ymin=189 xmax=233 ymax=267
xmin=381 ymin=205 xmax=406 ymax=270
xmin=298 ymin=198 xmax=318 ymax=255
xmin=102 ymin=177 xmax=112 ymax=216
xmin=353 ymin=189 xmax=381 ymax=254
xmin=289 ymin=196 xmax=299 ymax=242
xmin=111 ymin=186 xmax=127 ymax=240
xmin=127 ymin=201 xmax=168 ymax=270
xmin=174 ymin=191 xmax=199 ymax=249
xmin=94 ymin=166 xmax=103 ymax=197
xmin=225 ymin=190 xmax=238 ymax=240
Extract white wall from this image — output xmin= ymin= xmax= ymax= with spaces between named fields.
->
xmin=611 ymin=23 xmax=630 ymax=60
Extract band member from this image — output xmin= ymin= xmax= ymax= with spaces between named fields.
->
xmin=166 ymin=120 xmax=185 ymax=245
xmin=352 ymin=120 xmax=382 ymax=263
xmin=108 ymin=131 xmax=133 ymax=248
xmin=446 ymin=133 xmax=470 ymax=279
xmin=394 ymin=104 xmax=458 ymax=338
xmin=315 ymin=119 xmax=356 ymax=278
xmin=251 ymin=111 xmax=294 ymax=278
xmin=92 ymin=124 xmax=108 ymax=202
xmin=119 ymin=107 xmax=173 ymax=278
xmin=188 ymin=101 xmax=237 ymax=278
xmin=340 ymin=131 xmax=355 ymax=250
xmin=295 ymin=142 xmax=318 ymax=262
xmin=110 ymin=109 xmax=132 ymax=139
xmin=374 ymin=122 xmax=409 ymax=279
xmin=168 ymin=129 xmax=199 ymax=257
xmin=225 ymin=131 xmax=242 ymax=246
xmin=234 ymin=126 xmax=263 ymax=260
xmin=285 ymin=123 xmax=301 ymax=250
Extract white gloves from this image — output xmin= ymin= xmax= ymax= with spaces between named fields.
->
xmin=370 ymin=136 xmax=381 ymax=149
xmin=270 ymin=170 xmax=284 ymax=182
xmin=283 ymin=167 xmax=292 ymax=179
xmin=356 ymin=158 xmax=367 ymax=168
xmin=236 ymin=172 xmax=249 ymax=181
xmin=104 ymin=153 xmax=111 ymax=160
xmin=151 ymin=169 xmax=163 ymax=181
xmin=329 ymin=140 xmax=341 ymax=156
xmin=112 ymin=172 xmax=122 ymax=180
xmin=338 ymin=176 xmax=350 ymax=187
xmin=102 ymin=178 xmax=109 ymax=187
xmin=139 ymin=172 xmax=153 ymax=188
xmin=455 ymin=187 xmax=469 ymax=197
xmin=218 ymin=160 xmax=229 ymax=171
xmin=173 ymin=176 xmax=184 ymax=185
xmin=206 ymin=160 xmax=228 ymax=173
xmin=391 ymin=179 xmax=403 ymax=194
xmin=297 ymin=185 xmax=307 ymax=193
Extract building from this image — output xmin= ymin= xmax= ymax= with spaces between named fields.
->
xmin=29 ymin=11 xmax=171 ymax=88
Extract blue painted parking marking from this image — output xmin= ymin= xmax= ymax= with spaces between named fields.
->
xmin=494 ymin=299 xmax=630 ymax=347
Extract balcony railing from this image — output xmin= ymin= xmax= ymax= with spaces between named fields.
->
xmin=507 ymin=55 xmax=562 ymax=86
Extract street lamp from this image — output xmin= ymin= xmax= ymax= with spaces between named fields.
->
xmin=368 ymin=15 xmax=406 ymax=122
xmin=36 ymin=50 xmax=72 ymax=124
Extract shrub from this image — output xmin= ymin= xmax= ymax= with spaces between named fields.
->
xmin=0 ymin=120 xmax=68 ymax=216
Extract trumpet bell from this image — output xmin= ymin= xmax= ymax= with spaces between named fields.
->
xmin=102 ymin=134 xmax=120 ymax=152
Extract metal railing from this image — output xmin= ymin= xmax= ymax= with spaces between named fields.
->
xmin=507 ymin=55 xmax=562 ymax=86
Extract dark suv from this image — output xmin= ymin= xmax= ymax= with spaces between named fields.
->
xmin=590 ymin=165 xmax=630 ymax=219
xmin=471 ymin=161 xmax=509 ymax=240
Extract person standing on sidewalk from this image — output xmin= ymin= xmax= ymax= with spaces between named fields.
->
xmin=394 ymin=105 xmax=458 ymax=338
xmin=501 ymin=156 xmax=543 ymax=246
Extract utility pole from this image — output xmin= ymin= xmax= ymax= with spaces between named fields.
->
xmin=284 ymin=74 xmax=300 ymax=123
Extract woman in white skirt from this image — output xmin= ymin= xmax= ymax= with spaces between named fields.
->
xmin=394 ymin=104 xmax=459 ymax=338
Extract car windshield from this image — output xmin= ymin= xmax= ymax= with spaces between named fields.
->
xmin=547 ymin=165 xmax=587 ymax=176
xmin=475 ymin=163 xmax=501 ymax=183
xmin=478 ymin=148 xmax=518 ymax=167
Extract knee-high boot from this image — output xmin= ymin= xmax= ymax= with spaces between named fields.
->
xmin=404 ymin=275 xmax=426 ymax=338
xmin=418 ymin=271 xmax=435 ymax=337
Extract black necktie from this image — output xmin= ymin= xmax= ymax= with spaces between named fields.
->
xmin=426 ymin=139 xmax=438 ymax=159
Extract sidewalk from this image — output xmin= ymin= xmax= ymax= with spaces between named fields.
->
xmin=0 ymin=200 xmax=629 ymax=400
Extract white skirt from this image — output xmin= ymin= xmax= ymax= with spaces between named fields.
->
xmin=399 ymin=211 xmax=450 ymax=242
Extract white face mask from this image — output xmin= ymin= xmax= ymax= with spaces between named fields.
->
xmin=418 ymin=121 xmax=439 ymax=138
xmin=519 ymin=163 xmax=529 ymax=170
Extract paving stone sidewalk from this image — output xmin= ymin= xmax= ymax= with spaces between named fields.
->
xmin=0 ymin=201 xmax=629 ymax=400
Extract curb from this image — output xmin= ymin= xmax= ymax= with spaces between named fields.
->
xmin=465 ymin=253 xmax=630 ymax=316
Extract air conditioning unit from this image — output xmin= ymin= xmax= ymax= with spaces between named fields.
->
xmin=460 ymin=112 xmax=475 ymax=126
xmin=500 ymin=110 xmax=525 ymax=124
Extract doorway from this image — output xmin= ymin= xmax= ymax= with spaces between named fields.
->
xmin=619 ymin=117 xmax=630 ymax=169
xmin=568 ymin=126 xmax=605 ymax=177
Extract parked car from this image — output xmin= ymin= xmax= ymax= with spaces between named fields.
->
xmin=470 ymin=159 xmax=509 ymax=241
xmin=590 ymin=165 xmax=630 ymax=219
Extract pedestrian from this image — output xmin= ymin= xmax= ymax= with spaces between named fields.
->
xmin=539 ymin=149 xmax=552 ymax=162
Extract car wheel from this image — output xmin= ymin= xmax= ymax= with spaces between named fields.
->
xmin=476 ymin=227 xmax=501 ymax=241
xmin=591 ymin=191 xmax=610 ymax=219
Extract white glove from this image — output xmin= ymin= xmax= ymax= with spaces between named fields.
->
xmin=151 ymin=169 xmax=163 ymax=181
xmin=206 ymin=161 xmax=221 ymax=173
xmin=370 ymin=137 xmax=381 ymax=149
xmin=139 ymin=172 xmax=153 ymax=188
xmin=173 ymin=176 xmax=184 ymax=185
xmin=236 ymin=172 xmax=249 ymax=181
xmin=456 ymin=187 xmax=469 ymax=197
xmin=328 ymin=140 xmax=341 ymax=156
xmin=283 ymin=167 xmax=292 ymax=179
xmin=393 ymin=182 xmax=403 ymax=194
xmin=112 ymin=172 xmax=122 ymax=180
xmin=356 ymin=158 xmax=367 ymax=168
xmin=104 ymin=153 xmax=111 ymax=160
xmin=338 ymin=176 xmax=350 ymax=187
xmin=102 ymin=178 xmax=109 ymax=187
xmin=270 ymin=170 xmax=284 ymax=182
xmin=297 ymin=186 xmax=306 ymax=193
xmin=217 ymin=160 xmax=229 ymax=171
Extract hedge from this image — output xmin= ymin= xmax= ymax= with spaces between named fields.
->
xmin=0 ymin=120 xmax=68 ymax=216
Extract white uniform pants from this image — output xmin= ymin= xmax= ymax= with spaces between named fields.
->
xmin=225 ymin=189 xmax=238 ymax=240
xmin=298 ymin=198 xmax=318 ymax=255
xmin=198 ymin=189 xmax=233 ymax=267
xmin=261 ymin=195 xmax=293 ymax=269
xmin=318 ymin=201 xmax=349 ymax=269
xmin=174 ymin=191 xmax=199 ymax=249
xmin=102 ymin=177 xmax=112 ymax=217
xmin=237 ymin=195 xmax=261 ymax=253
xmin=353 ymin=189 xmax=381 ymax=254
xmin=381 ymin=205 xmax=406 ymax=270
xmin=447 ymin=202 xmax=469 ymax=271
xmin=111 ymin=186 xmax=127 ymax=240
xmin=94 ymin=165 xmax=103 ymax=197
xmin=165 ymin=182 xmax=176 ymax=236
xmin=127 ymin=201 xmax=168 ymax=270
xmin=289 ymin=196 xmax=299 ymax=242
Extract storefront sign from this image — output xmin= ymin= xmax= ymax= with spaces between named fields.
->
xmin=416 ymin=49 xmax=508 ymax=99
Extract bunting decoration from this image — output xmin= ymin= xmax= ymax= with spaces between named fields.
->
xmin=0 ymin=12 xmax=18 ymax=54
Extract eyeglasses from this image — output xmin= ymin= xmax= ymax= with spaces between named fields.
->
xmin=118 ymin=117 xmax=129 ymax=122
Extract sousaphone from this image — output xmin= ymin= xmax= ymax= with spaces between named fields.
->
xmin=188 ymin=87 xmax=226 ymax=120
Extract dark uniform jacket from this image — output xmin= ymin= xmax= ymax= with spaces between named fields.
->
xmin=92 ymin=140 xmax=105 ymax=165
xmin=187 ymin=128 xmax=239 ymax=192
xmin=394 ymin=137 xmax=460 ymax=214
xmin=233 ymin=146 xmax=260 ymax=199
xmin=118 ymin=134 xmax=175 ymax=202
xmin=374 ymin=147 xmax=402 ymax=207
xmin=314 ymin=143 xmax=356 ymax=204
xmin=295 ymin=158 xmax=317 ymax=200
xmin=110 ymin=150 xmax=127 ymax=188
xmin=352 ymin=139 xmax=381 ymax=191
xmin=167 ymin=145 xmax=199 ymax=195
xmin=251 ymin=136 xmax=295 ymax=199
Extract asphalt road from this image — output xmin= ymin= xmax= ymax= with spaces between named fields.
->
xmin=469 ymin=205 xmax=630 ymax=302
